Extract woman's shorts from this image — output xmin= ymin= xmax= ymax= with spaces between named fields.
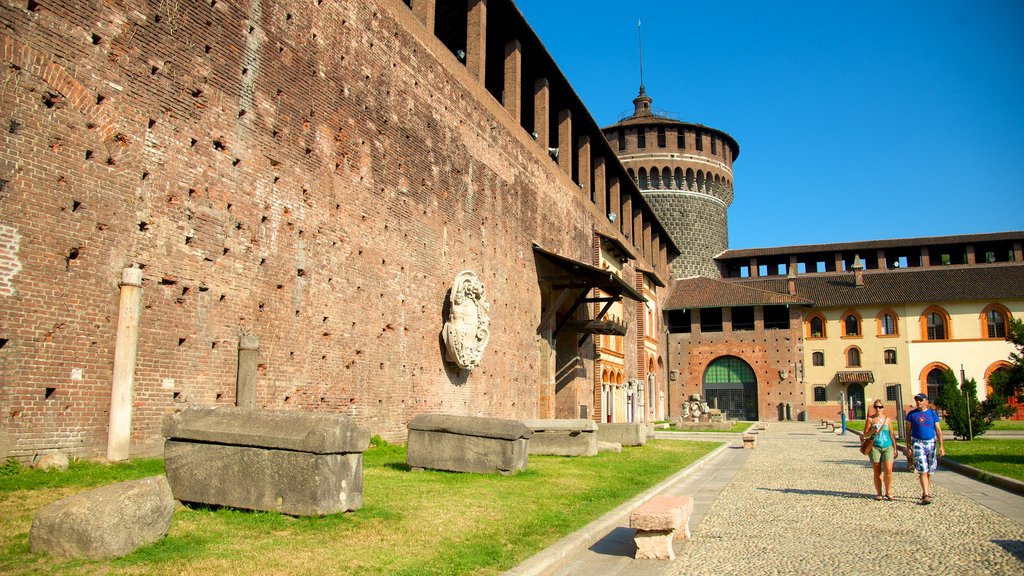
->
xmin=870 ymin=443 xmax=895 ymax=464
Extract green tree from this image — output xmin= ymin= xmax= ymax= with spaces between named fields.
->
xmin=935 ymin=369 xmax=1006 ymax=439
xmin=989 ymin=318 xmax=1024 ymax=401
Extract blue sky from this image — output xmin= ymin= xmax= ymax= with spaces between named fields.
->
xmin=514 ymin=0 xmax=1024 ymax=250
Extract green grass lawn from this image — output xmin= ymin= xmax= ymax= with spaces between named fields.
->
xmin=942 ymin=438 xmax=1024 ymax=483
xmin=990 ymin=419 xmax=1024 ymax=431
xmin=0 ymin=439 xmax=719 ymax=575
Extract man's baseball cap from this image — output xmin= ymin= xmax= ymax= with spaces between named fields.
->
xmin=914 ymin=393 xmax=928 ymax=401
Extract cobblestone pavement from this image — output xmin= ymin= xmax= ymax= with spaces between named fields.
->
xmin=663 ymin=423 xmax=1024 ymax=576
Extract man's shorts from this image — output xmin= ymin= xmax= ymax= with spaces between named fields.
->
xmin=912 ymin=438 xmax=937 ymax=474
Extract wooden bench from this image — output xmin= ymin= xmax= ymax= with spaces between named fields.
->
xmin=629 ymin=495 xmax=694 ymax=560
xmin=742 ymin=433 xmax=756 ymax=449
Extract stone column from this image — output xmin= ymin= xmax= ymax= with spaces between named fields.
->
xmin=107 ymin=267 xmax=143 ymax=462
xmin=558 ymin=109 xmax=573 ymax=177
xmin=594 ymin=156 xmax=607 ymax=215
xmin=577 ymin=135 xmax=591 ymax=200
xmin=411 ymin=0 xmax=435 ymax=29
xmin=621 ymin=192 xmax=632 ymax=239
xmin=236 ymin=333 xmax=260 ymax=408
xmin=503 ymin=40 xmax=521 ymax=122
xmin=608 ymin=176 xmax=620 ymax=225
xmin=533 ymin=78 xmax=549 ymax=147
xmin=466 ymin=0 xmax=487 ymax=82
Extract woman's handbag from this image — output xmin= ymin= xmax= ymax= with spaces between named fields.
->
xmin=859 ymin=431 xmax=876 ymax=455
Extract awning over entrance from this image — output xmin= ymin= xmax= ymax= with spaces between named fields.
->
xmin=533 ymin=245 xmax=645 ymax=303
xmin=533 ymin=245 xmax=644 ymax=339
xmin=836 ymin=371 xmax=875 ymax=384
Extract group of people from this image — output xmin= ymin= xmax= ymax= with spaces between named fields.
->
xmin=862 ymin=393 xmax=945 ymax=505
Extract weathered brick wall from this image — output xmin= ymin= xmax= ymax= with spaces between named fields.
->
xmin=0 ymin=0 xmax=638 ymax=459
xmin=668 ymin=308 xmax=806 ymax=421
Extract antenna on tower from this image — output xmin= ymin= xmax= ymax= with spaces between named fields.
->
xmin=637 ymin=18 xmax=645 ymax=93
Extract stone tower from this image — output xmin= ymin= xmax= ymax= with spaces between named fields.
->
xmin=602 ymin=89 xmax=739 ymax=278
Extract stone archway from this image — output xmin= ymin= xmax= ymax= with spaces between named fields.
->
xmin=702 ymin=356 xmax=758 ymax=421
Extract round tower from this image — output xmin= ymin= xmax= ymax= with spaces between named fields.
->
xmin=602 ymin=89 xmax=739 ymax=279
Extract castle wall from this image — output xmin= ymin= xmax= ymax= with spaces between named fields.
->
xmin=0 ymin=0 xmax=662 ymax=459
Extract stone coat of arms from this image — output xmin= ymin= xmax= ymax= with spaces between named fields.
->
xmin=442 ymin=270 xmax=490 ymax=369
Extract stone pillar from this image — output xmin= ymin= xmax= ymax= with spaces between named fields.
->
xmin=749 ymin=258 xmax=759 ymax=277
xmin=632 ymin=207 xmax=643 ymax=252
xmin=236 ymin=333 xmax=260 ymax=408
xmin=652 ymin=234 xmax=661 ymax=273
xmin=643 ymin=221 xmax=652 ymax=264
xmin=503 ymin=40 xmax=521 ymax=122
xmin=608 ymin=176 xmax=620 ymax=225
xmin=411 ymin=0 xmax=435 ymax=30
xmin=621 ymin=192 xmax=632 ymax=239
xmin=577 ymin=134 xmax=591 ymax=200
xmin=533 ymin=78 xmax=549 ymax=147
xmin=107 ymin=267 xmax=143 ymax=462
xmin=594 ymin=157 xmax=607 ymax=215
xmin=466 ymin=0 xmax=487 ymax=82
xmin=920 ymin=246 xmax=930 ymax=267
xmin=558 ymin=109 xmax=573 ymax=177
xmin=1014 ymin=241 xmax=1023 ymax=263
xmin=966 ymin=244 xmax=976 ymax=265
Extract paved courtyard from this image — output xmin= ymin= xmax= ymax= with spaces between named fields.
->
xmin=663 ymin=424 xmax=1024 ymax=576
xmin=518 ymin=422 xmax=1024 ymax=576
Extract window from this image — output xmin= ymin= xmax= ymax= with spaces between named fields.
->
xmin=886 ymin=385 xmax=899 ymax=401
xmin=695 ymin=130 xmax=703 ymax=151
xmin=812 ymin=351 xmax=824 ymax=366
xmin=657 ymin=127 xmax=666 ymax=148
xmin=763 ymin=306 xmax=790 ymax=330
xmin=677 ymin=129 xmax=685 ymax=149
xmin=884 ymin=349 xmax=897 ymax=365
xmin=847 ymin=347 xmax=861 ymax=367
xmin=808 ymin=314 xmax=826 ymax=338
xmin=843 ymin=313 xmax=861 ymax=337
xmin=926 ymin=367 xmax=945 ymax=400
xmin=986 ymin=308 xmax=1007 ymax=338
xmin=617 ymin=131 xmax=625 ymax=151
xmin=813 ymin=386 xmax=826 ymax=402
xmin=929 ymin=307 xmax=950 ymax=338
xmin=732 ymin=306 xmax=755 ymax=331
xmin=637 ymin=129 xmax=646 ymax=149
xmin=879 ymin=312 xmax=897 ymax=336
xmin=667 ymin=309 xmax=691 ymax=333
xmin=711 ymin=136 xmax=717 ymax=155
xmin=700 ymin=308 xmax=723 ymax=332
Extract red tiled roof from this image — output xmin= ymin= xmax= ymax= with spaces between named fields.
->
xmin=665 ymin=276 xmax=810 ymax=310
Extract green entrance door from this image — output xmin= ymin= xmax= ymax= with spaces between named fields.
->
xmin=702 ymin=356 xmax=758 ymax=421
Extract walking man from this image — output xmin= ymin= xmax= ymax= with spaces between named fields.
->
xmin=906 ymin=393 xmax=945 ymax=504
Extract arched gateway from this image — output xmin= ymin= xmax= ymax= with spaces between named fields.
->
xmin=702 ymin=356 xmax=758 ymax=421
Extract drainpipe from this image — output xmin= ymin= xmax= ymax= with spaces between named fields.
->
xmin=107 ymin=267 xmax=143 ymax=462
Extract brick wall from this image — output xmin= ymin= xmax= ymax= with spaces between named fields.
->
xmin=0 ymin=0 xmax=654 ymax=459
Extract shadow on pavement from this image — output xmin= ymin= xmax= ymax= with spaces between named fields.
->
xmin=993 ymin=540 xmax=1024 ymax=562
xmin=757 ymin=487 xmax=872 ymax=500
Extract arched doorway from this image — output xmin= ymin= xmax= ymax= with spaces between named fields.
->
xmin=926 ymin=367 xmax=946 ymax=401
xmin=702 ymin=356 xmax=758 ymax=421
xmin=847 ymin=383 xmax=865 ymax=420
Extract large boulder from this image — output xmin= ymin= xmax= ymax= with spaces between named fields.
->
xmin=163 ymin=406 xmax=370 ymax=516
xmin=33 ymin=452 xmax=69 ymax=471
xmin=406 ymin=414 xmax=531 ymax=475
xmin=30 ymin=475 xmax=174 ymax=559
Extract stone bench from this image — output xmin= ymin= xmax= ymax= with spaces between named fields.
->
xmin=163 ymin=406 xmax=369 ymax=516
xmin=742 ymin=433 xmax=756 ymax=449
xmin=629 ymin=495 xmax=694 ymax=560
xmin=406 ymin=414 xmax=531 ymax=475
xmin=823 ymin=420 xmax=835 ymax=432
xmin=522 ymin=419 xmax=597 ymax=456
xmin=595 ymin=422 xmax=647 ymax=446
xmin=757 ymin=421 xmax=768 ymax=431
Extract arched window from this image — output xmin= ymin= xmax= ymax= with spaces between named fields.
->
xmin=846 ymin=347 xmax=862 ymax=367
xmin=674 ymin=167 xmax=683 ymax=189
xmin=877 ymin=309 xmax=898 ymax=336
xmin=685 ymin=168 xmax=695 ymax=191
xmin=812 ymin=351 xmax=824 ymax=366
xmin=807 ymin=314 xmax=826 ymax=338
xmin=696 ymin=170 xmax=705 ymax=193
xmin=980 ymin=304 xmax=1011 ymax=339
xmin=664 ymin=166 xmax=673 ymax=189
xmin=638 ymin=168 xmax=649 ymax=189
xmin=926 ymin=367 xmax=945 ymax=400
xmin=702 ymin=356 xmax=758 ymax=421
xmin=884 ymin=349 xmax=897 ymax=365
xmin=813 ymin=386 xmax=826 ymax=401
xmin=921 ymin=306 xmax=951 ymax=340
xmin=842 ymin=311 xmax=862 ymax=337
xmin=650 ymin=167 xmax=661 ymax=189
xmin=627 ymin=168 xmax=636 ymax=185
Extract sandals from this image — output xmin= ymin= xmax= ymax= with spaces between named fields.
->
xmin=921 ymin=494 xmax=933 ymax=505
xmin=875 ymin=495 xmax=884 ymax=501
xmin=884 ymin=495 xmax=894 ymax=501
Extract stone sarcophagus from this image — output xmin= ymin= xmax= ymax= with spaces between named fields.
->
xmin=596 ymin=422 xmax=648 ymax=447
xmin=406 ymin=414 xmax=531 ymax=475
xmin=163 ymin=406 xmax=370 ymax=516
xmin=522 ymin=419 xmax=598 ymax=456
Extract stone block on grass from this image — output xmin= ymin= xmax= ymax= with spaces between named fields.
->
xmin=406 ymin=414 xmax=531 ymax=475
xmin=30 ymin=475 xmax=174 ymax=559
xmin=522 ymin=419 xmax=597 ymax=456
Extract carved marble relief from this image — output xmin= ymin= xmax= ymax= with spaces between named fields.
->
xmin=442 ymin=271 xmax=490 ymax=369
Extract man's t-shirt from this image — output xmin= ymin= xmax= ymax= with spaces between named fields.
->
xmin=906 ymin=408 xmax=941 ymax=440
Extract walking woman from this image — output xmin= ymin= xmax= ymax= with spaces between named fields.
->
xmin=865 ymin=400 xmax=897 ymax=500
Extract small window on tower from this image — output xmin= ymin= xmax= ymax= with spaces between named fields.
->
xmin=637 ymin=129 xmax=646 ymax=149
xmin=657 ymin=127 xmax=666 ymax=148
